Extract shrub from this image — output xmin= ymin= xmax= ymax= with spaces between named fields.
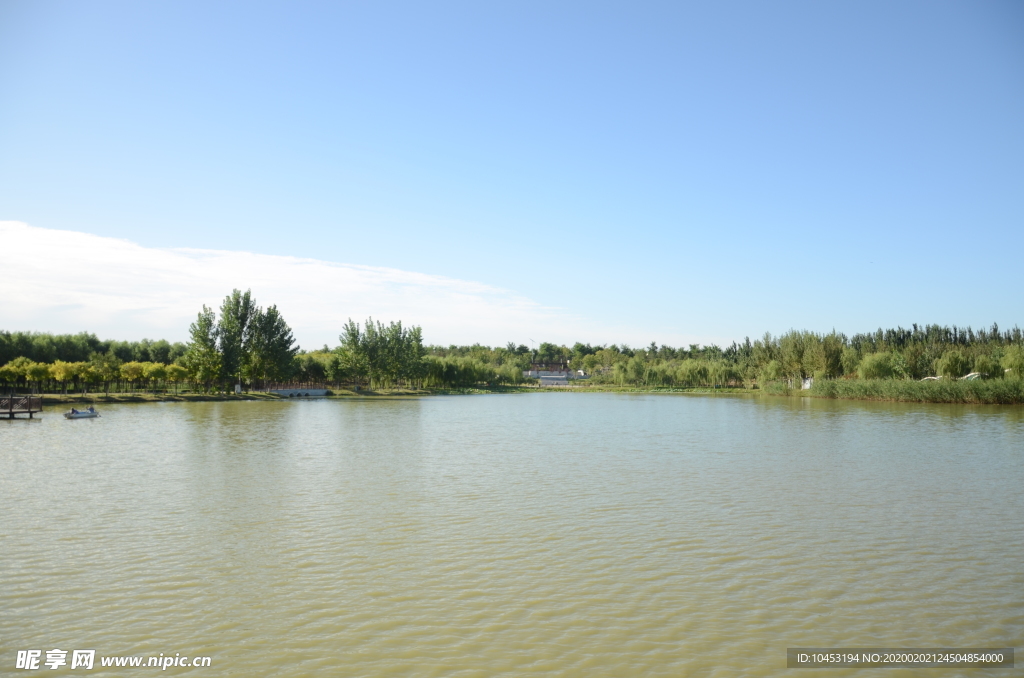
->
xmin=759 ymin=360 xmax=784 ymax=384
xmin=422 ymin=355 xmax=500 ymax=388
xmin=761 ymin=380 xmax=792 ymax=395
xmin=889 ymin=351 xmax=911 ymax=379
xmin=840 ymin=347 xmax=861 ymax=376
xmin=937 ymin=350 xmax=971 ymax=379
xmin=858 ymin=352 xmax=894 ymax=380
xmin=1003 ymin=346 xmax=1024 ymax=379
xmin=678 ymin=359 xmax=711 ymax=387
xmin=973 ymin=355 xmax=1002 ymax=380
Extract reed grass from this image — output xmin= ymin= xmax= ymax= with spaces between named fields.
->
xmin=806 ymin=378 xmax=1024 ymax=404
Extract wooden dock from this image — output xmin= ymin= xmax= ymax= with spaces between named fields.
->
xmin=2 ymin=395 xmax=43 ymax=419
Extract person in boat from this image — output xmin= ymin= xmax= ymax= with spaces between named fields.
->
xmin=87 ymin=406 xmax=95 ymax=413
xmin=70 ymin=408 xmax=78 ymax=414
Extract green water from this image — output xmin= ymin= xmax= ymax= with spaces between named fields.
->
xmin=2 ymin=394 xmax=1022 ymax=676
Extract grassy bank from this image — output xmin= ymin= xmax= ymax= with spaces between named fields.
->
xmin=39 ymin=392 xmax=278 ymax=405
xmin=558 ymin=381 xmax=1024 ymax=403
xmin=31 ymin=379 xmax=1024 ymax=406
xmin=38 ymin=388 xmax=429 ymax=405
xmin=566 ymin=384 xmax=754 ymax=395
xmin=762 ymin=378 xmax=1024 ymax=404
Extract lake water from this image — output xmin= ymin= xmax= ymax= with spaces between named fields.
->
xmin=2 ymin=394 xmax=1022 ymax=676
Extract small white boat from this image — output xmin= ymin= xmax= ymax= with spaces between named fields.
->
xmin=64 ymin=407 xmax=100 ymax=419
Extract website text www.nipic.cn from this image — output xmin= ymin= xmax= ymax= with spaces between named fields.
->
xmin=15 ymin=650 xmax=212 ymax=670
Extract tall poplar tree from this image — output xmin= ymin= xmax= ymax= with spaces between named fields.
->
xmin=217 ymin=289 xmax=256 ymax=388
xmin=337 ymin=318 xmax=424 ymax=388
xmin=183 ymin=305 xmax=222 ymax=391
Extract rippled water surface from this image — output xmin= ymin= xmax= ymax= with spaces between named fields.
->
xmin=2 ymin=394 xmax=1022 ymax=676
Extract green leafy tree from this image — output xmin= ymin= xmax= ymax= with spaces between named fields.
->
xmin=758 ymin=360 xmax=784 ymax=384
xmin=183 ymin=305 xmax=222 ymax=392
xmin=217 ymin=289 xmax=257 ymax=388
xmin=889 ymin=351 xmax=910 ymax=379
xmin=802 ymin=337 xmax=826 ymax=378
xmin=74 ymin=362 xmax=98 ymax=395
xmin=334 ymin=342 xmax=369 ymax=386
xmin=245 ymin=305 xmax=299 ymax=388
xmin=495 ymin=362 xmax=527 ymax=385
xmin=625 ymin=354 xmax=648 ymax=385
xmin=144 ymin=362 xmax=167 ymax=393
xmin=937 ymin=350 xmax=971 ymax=379
xmin=26 ymin=361 xmax=51 ymax=393
xmin=821 ymin=333 xmax=845 ymax=378
xmin=779 ymin=332 xmax=807 ymax=379
xmin=422 ymin=355 xmax=503 ymax=387
xmin=165 ymin=364 xmax=188 ymax=394
xmin=339 ymin=318 xmax=424 ymax=389
xmin=293 ymin=352 xmax=330 ymax=383
xmin=1002 ymin=346 xmax=1024 ymax=379
xmin=0 ymin=363 xmax=20 ymax=389
xmin=90 ymin=352 xmax=123 ymax=396
xmin=50 ymin=360 xmax=76 ymax=395
xmin=858 ymin=353 xmax=894 ymax=380
xmin=710 ymin=361 xmax=742 ymax=387
xmin=971 ymin=355 xmax=1001 ymax=379
xmin=147 ymin=340 xmax=172 ymax=364
xmin=676 ymin=359 xmax=708 ymax=387
xmin=840 ymin=347 xmax=861 ymax=376
xmin=535 ymin=342 xmax=567 ymax=365
xmin=120 ymin=362 xmax=145 ymax=393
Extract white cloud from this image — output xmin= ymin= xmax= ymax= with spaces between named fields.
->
xmin=1 ymin=221 xmax=592 ymax=348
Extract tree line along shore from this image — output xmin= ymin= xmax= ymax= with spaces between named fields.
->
xmin=2 ymin=290 xmax=1022 ymax=404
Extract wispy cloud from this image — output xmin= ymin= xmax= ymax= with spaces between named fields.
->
xmin=0 ymin=221 xmax=588 ymax=347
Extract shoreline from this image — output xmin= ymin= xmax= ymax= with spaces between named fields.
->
xmin=20 ymin=382 xmax=1022 ymax=406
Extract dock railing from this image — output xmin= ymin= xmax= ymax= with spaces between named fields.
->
xmin=2 ymin=395 xmax=43 ymax=418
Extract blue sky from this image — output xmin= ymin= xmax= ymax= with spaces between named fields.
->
xmin=1 ymin=1 xmax=1021 ymax=347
